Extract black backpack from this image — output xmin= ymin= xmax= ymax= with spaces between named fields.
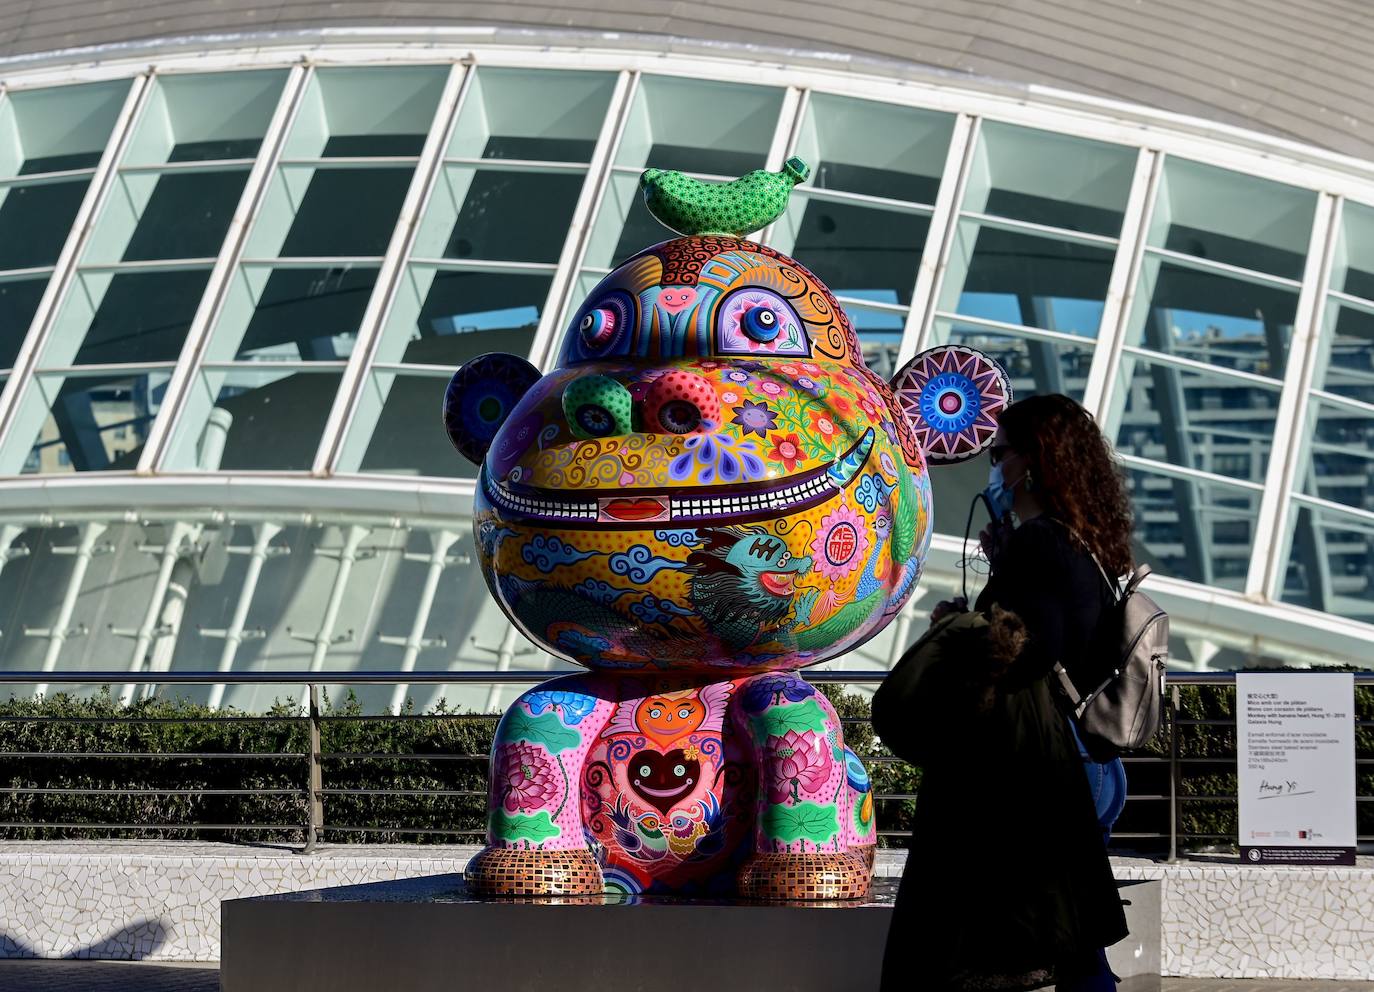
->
xmin=1053 ymin=560 xmax=1169 ymax=761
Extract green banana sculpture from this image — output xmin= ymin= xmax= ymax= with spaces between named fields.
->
xmin=640 ymin=156 xmax=810 ymax=237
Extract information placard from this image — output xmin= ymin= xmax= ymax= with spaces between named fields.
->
xmin=1237 ymin=673 xmax=1356 ymax=865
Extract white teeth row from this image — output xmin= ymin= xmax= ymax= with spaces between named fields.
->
xmin=491 ymin=486 xmax=597 ymax=519
xmin=671 ymin=476 xmax=832 ymax=516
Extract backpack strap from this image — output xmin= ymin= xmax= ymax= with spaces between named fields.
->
xmin=1087 ymin=549 xmax=1122 ymax=601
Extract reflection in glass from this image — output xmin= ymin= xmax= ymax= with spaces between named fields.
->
xmin=1312 ymin=305 xmax=1374 ymax=403
xmin=930 ymin=321 xmax=1093 ymax=402
xmin=1126 ymin=468 xmax=1258 ymax=590
xmin=1148 ymin=157 xmax=1314 ymax=280
xmin=355 ymin=372 xmax=472 ymax=479
xmin=213 ymin=266 xmax=379 ymax=362
xmin=373 ymin=267 xmax=548 ymax=368
xmin=257 ymin=167 xmax=414 ymax=258
xmin=89 ymin=169 xmax=249 ymax=263
xmin=1115 ymin=356 xmax=1281 ymax=482
xmin=1126 ymin=260 xmax=1297 ymax=378
xmin=414 ymin=167 xmax=585 ymax=264
xmin=966 ymin=122 xmax=1135 ymax=237
xmin=448 ymin=67 xmax=615 ymax=162
xmin=0 ymin=276 xmax=50 ymax=369
xmin=279 ymin=66 xmax=449 ymax=161
xmin=49 ymin=268 xmax=211 ymax=367
xmin=121 ymin=71 xmax=284 ymax=167
xmin=789 ymin=200 xmax=928 ymax=307
xmin=1280 ymin=505 xmax=1374 ymax=625
xmin=1297 ymin=399 xmax=1374 ymax=512
xmin=1335 ymin=200 xmax=1374 ymax=300
xmin=0 ymin=80 xmax=129 ymax=182
xmin=22 ymin=370 xmax=170 ymax=473
xmin=185 ymin=368 xmax=343 ymax=471
xmin=0 ymin=180 xmax=91 ymax=268
xmin=614 ymin=75 xmax=780 ymax=173
xmin=944 ymin=223 xmax=1114 ymax=337
xmin=793 ymin=93 xmax=951 ymax=203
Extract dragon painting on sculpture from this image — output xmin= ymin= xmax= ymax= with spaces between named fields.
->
xmin=443 ymin=155 xmax=1012 ymax=900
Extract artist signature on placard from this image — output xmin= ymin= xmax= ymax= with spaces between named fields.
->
xmin=1257 ymin=779 xmax=1315 ymax=799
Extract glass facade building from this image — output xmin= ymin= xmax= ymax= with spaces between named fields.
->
xmin=0 ymin=42 xmax=1368 ymax=712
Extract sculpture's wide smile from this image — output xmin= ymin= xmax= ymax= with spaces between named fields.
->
xmin=484 ymin=429 xmax=875 ymax=528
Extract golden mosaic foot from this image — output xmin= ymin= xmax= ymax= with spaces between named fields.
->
xmin=464 ymin=846 xmax=603 ymax=897
xmin=736 ymin=851 xmax=872 ymax=901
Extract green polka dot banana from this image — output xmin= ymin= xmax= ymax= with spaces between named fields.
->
xmin=640 ymin=156 xmax=810 ymax=237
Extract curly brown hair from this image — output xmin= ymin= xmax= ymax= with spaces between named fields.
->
xmin=997 ymin=394 xmax=1135 ymax=575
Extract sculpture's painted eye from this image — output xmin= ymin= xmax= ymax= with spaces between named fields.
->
xmin=639 ymin=765 xmax=652 ymax=778
xmin=649 ymin=707 xmax=663 ymax=719
xmin=644 ymin=370 xmax=719 ymax=436
xmin=677 ymin=707 xmax=691 ymax=719
xmin=778 ymin=552 xmax=790 ymax=566
xmin=580 ymin=308 xmax=616 ymax=347
xmin=673 ymin=764 xmax=686 ymax=777
xmin=716 ymin=289 xmax=807 ymax=356
xmin=742 ymin=305 xmax=779 ymax=342
xmin=567 ymin=291 xmax=633 ymax=361
xmin=563 ymin=375 xmax=633 ymax=440
xmin=658 ymin=400 xmax=700 ymax=435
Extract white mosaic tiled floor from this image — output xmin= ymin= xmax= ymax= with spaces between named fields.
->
xmin=0 ymin=842 xmax=1368 ymax=979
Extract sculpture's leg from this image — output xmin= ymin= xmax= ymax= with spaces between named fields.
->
xmin=731 ymin=672 xmax=872 ymax=900
xmin=465 ymin=674 xmax=613 ymax=896
xmin=843 ymin=742 xmax=878 ymax=874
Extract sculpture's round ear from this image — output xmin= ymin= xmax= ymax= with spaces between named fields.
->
xmin=889 ymin=345 xmax=1012 ymax=465
xmin=443 ymin=353 xmax=542 ymax=466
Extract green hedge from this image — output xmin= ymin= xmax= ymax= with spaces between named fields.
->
xmin=0 ymin=683 xmax=1367 ymax=851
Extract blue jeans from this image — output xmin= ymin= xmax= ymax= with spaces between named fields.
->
xmin=1058 ymin=721 xmax=1127 ymax=992
xmin=1067 ymin=719 xmax=1128 ymax=840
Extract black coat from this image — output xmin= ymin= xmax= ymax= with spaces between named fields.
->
xmin=874 ymin=518 xmax=1128 ymax=991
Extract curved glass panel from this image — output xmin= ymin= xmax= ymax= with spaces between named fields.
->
xmin=1115 ymin=354 xmax=1281 ymax=483
xmin=21 ymin=369 xmax=169 ymax=473
xmin=939 ymin=221 xmax=1116 ymax=337
xmin=965 ymin=122 xmax=1136 ymax=237
xmin=1147 ymin=157 xmax=1315 ymax=280
xmin=0 ymin=55 xmax=1361 ymax=689
xmin=1279 ymin=503 xmax=1374 ymax=625
xmin=793 ymin=93 xmax=951 ymax=203
xmin=1126 ymin=467 xmax=1258 ymax=590
xmin=0 ymin=79 xmax=131 ymax=371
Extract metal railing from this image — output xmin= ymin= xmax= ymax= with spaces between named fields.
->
xmin=0 ymin=670 xmax=1368 ymax=858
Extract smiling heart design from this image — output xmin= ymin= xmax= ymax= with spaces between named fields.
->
xmin=658 ymin=287 xmax=697 ymax=314
xmin=628 ymin=748 xmax=700 ymax=814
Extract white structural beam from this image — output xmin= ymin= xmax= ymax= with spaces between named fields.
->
xmin=1245 ymin=192 xmax=1340 ymax=598
xmin=31 ymin=521 xmax=109 ymax=697
xmin=0 ymin=75 xmax=151 ymax=462
xmin=384 ymin=528 xmax=464 ymax=715
xmin=904 ymin=114 xmax=979 ymax=361
xmin=314 ymin=62 xmax=470 ymax=474
xmin=204 ymin=521 xmax=286 ymax=710
xmin=142 ymin=65 xmax=311 ymax=473
xmin=1084 ymin=147 xmax=1159 ymax=419
xmin=528 ymin=70 xmax=639 ymax=371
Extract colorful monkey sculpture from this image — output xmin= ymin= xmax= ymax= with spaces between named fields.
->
xmin=444 ymin=156 xmax=1010 ymax=899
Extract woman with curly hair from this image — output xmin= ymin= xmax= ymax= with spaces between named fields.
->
xmin=876 ymin=393 xmax=1133 ymax=992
